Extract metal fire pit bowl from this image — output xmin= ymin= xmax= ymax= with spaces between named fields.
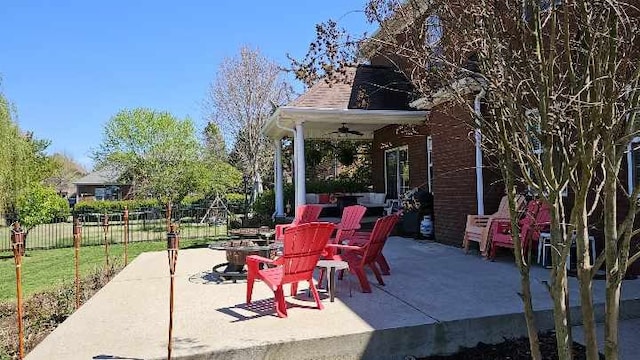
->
xmin=208 ymin=239 xmax=280 ymax=283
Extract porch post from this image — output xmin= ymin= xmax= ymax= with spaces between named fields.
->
xmin=294 ymin=121 xmax=306 ymax=210
xmin=274 ymin=139 xmax=285 ymax=218
xmin=474 ymin=90 xmax=486 ymax=215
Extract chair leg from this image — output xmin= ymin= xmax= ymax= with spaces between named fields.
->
xmin=370 ymin=264 xmax=385 ymax=286
xmin=246 ymin=274 xmax=255 ymax=304
xmin=291 ymin=282 xmax=298 ymax=297
xmin=353 ymin=266 xmax=372 ymax=293
xmin=318 ymin=268 xmax=326 ymax=288
xmin=376 ymin=254 xmax=390 ymax=275
xmin=463 ymin=235 xmax=469 ymax=253
xmin=274 ymin=286 xmax=288 ymax=318
xmin=308 ymin=280 xmax=324 ymax=310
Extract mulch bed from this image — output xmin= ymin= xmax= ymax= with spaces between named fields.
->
xmin=419 ymin=332 xmax=603 ymax=360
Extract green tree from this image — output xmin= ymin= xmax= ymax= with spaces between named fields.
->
xmin=203 ymin=121 xmax=227 ymax=161
xmin=0 ymin=90 xmax=57 ymax=223
xmin=16 ymin=184 xmax=70 ymax=249
xmin=93 ymin=108 xmax=203 ymax=228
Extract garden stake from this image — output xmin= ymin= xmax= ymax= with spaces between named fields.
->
xmin=11 ymin=223 xmax=25 ymax=359
xmin=102 ymin=212 xmax=110 ymax=268
xmin=166 ymin=224 xmax=179 ymax=360
xmin=73 ymin=217 xmax=82 ymax=309
xmin=123 ymin=206 xmax=129 ymax=265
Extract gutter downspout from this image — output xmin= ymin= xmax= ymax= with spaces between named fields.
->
xmin=474 ymin=88 xmax=486 ymax=215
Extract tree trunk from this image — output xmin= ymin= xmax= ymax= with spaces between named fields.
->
xmin=549 ymin=203 xmax=573 ymax=360
xmin=603 ymin=154 xmax=620 ymax=360
xmin=502 ymin=156 xmax=542 ymax=360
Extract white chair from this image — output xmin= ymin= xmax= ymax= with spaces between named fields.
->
xmin=384 ymin=199 xmax=401 ymax=215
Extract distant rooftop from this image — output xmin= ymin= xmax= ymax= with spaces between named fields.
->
xmin=73 ymin=167 xmax=125 ymax=185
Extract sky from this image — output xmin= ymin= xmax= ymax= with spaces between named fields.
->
xmin=0 ymin=1 xmax=373 ymax=170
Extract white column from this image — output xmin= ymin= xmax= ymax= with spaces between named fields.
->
xmin=274 ymin=139 xmax=285 ymax=217
xmin=294 ymin=121 xmax=306 ymax=209
xmin=474 ymin=90 xmax=486 ymax=215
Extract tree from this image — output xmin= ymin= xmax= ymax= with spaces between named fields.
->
xmin=46 ymin=152 xmax=88 ymax=197
xmin=291 ymin=1 xmax=640 ymax=359
xmin=16 ymin=184 xmax=70 ymax=251
xmin=93 ymin=108 xmax=204 ymax=229
xmin=1 ymin=89 xmax=58 ymax=223
xmin=205 ymin=46 xmax=293 ymax=203
xmin=203 ymin=121 xmax=228 ymax=162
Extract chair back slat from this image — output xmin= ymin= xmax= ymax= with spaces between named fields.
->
xmin=360 ymin=214 xmax=399 ymax=265
xmin=282 ymin=222 xmax=334 ymax=282
xmin=292 ymin=205 xmax=323 ymax=226
xmin=334 ymin=205 xmax=367 ymax=244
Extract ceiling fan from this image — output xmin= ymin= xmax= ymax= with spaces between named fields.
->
xmin=331 ymin=123 xmax=363 ymax=136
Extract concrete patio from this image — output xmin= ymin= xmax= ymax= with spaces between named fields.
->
xmin=26 ymin=237 xmax=640 ymax=360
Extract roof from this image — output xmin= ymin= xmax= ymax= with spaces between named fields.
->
xmin=73 ymin=167 xmax=125 ymax=186
xmin=289 ymin=65 xmax=417 ymax=111
xmin=410 ymin=76 xmax=484 ymax=110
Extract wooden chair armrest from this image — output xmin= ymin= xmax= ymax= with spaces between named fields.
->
xmin=246 ymin=255 xmax=281 ymax=266
xmin=326 ymin=243 xmax=363 ymax=252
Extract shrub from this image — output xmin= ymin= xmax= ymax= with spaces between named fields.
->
xmin=225 ymin=193 xmax=246 ymax=214
xmin=73 ymin=199 xmax=159 ymax=215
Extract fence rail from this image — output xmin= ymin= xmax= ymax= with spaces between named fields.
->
xmin=1 ymin=204 xmax=229 ymax=252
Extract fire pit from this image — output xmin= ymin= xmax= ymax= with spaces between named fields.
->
xmin=208 ymin=239 xmax=280 ymax=282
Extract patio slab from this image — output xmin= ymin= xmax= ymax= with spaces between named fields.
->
xmin=25 ymin=237 xmax=640 ymax=360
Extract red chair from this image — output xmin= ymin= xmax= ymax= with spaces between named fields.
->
xmin=323 ymin=214 xmax=400 ymax=293
xmin=274 ymin=205 xmax=323 ymax=242
xmin=489 ymin=199 xmax=551 ymax=259
xmin=246 ymin=222 xmax=335 ymax=318
xmin=322 ymin=205 xmax=367 ymax=259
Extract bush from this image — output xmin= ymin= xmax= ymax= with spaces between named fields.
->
xmin=73 ymin=199 xmax=159 ymax=215
xmin=306 ymin=179 xmax=369 ymax=194
xmin=225 ymin=193 xmax=246 ymax=214
xmin=252 ymin=184 xmax=294 ymax=218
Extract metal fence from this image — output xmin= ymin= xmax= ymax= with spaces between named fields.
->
xmin=0 ymin=204 xmax=229 ymax=252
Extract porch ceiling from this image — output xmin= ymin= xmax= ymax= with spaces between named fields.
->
xmin=263 ymin=106 xmax=429 ymax=140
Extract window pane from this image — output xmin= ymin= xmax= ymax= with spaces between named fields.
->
xmin=399 ymin=148 xmax=410 ymax=195
xmin=385 ymin=151 xmax=398 ymax=199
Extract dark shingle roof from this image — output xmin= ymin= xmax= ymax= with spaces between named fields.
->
xmin=288 ymin=65 xmax=417 ymax=111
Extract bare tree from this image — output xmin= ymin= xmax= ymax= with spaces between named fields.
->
xmin=291 ymin=1 xmax=640 ymax=359
xmin=205 ymin=46 xmax=293 ymax=202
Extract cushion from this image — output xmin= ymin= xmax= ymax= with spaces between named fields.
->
xmin=318 ymin=193 xmax=331 ymax=204
xmin=305 ymin=193 xmax=319 ymax=204
xmin=371 ymin=193 xmax=386 ymax=205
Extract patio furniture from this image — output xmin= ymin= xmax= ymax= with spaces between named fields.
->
xmin=208 ymin=239 xmax=280 ymax=282
xmin=462 ymin=194 xmax=526 ymax=256
xmin=315 ymin=259 xmax=351 ymax=302
xmin=334 ymin=194 xmax=364 ymax=214
xmin=488 ymin=199 xmax=551 ymax=260
xmin=322 ymin=205 xmax=367 ymax=259
xmin=274 ymin=205 xmax=323 ymax=242
xmin=323 ymin=214 xmax=400 ymax=293
xmin=246 ymin=222 xmax=335 ymax=318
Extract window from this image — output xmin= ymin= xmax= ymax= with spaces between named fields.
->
xmin=427 ymin=136 xmax=434 ymax=193
xmin=385 ymin=146 xmax=410 ymax=199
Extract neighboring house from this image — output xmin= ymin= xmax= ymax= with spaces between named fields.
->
xmin=73 ymin=168 xmax=132 ymax=202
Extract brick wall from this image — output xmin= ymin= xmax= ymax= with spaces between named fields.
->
xmin=427 ymin=104 xmax=479 ymax=246
xmin=372 ymin=124 xmax=429 ymax=194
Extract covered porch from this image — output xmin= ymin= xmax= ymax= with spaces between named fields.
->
xmin=262 ymin=65 xmax=428 ymax=219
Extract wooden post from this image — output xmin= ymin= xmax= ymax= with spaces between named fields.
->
xmin=73 ymin=217 xmax=82 ymax=309
xmin=123 ymin=207 xmax=129 ymax=266
xmin=166 ymin=224 xmax=179 ymax=360
xmin=102 ymin=212 xmax=110 ymax=268
xmin=11 ymin=223 xmax=25 ymax=359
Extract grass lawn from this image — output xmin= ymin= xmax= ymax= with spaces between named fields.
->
xmin=0 ymin=237 xmax=214 ymax=302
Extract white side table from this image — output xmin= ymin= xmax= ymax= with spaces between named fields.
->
xmin=316 ymin=259 xmax=350 ymax=302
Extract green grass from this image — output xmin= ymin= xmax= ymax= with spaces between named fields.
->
xmin=0 ymin=221 xmax=227 ymax=251
xmin=0 ymin=237 xmax=214 ymax=302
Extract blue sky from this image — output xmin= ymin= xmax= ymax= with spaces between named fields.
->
xmin=0 ymin=1 xmax=372 ymax=170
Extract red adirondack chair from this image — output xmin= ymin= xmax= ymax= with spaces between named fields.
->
xmin=275 ymin=204 xmax=323 ymax=242
xmin=323 ymin=214 xmax=400 ymax=293
xmin=488 ymin=199 xmax=551 ymax=259
xmin=322 ymin=205 xmax=367 ymax=258
xmin=246 ymin=222 xmax=335 ymax=318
